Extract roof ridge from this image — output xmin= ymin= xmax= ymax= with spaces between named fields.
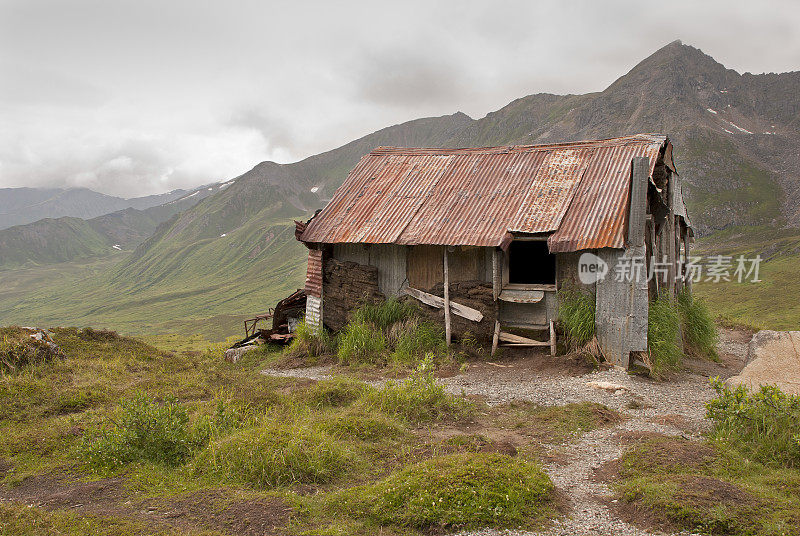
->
xmin=370 ymin=133 xmax=666 ymax=155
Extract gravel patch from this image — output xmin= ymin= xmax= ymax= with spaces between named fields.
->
xmin=260 ymin=365 xmax=334 ymax=380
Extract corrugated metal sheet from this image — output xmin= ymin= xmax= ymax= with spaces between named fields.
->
xmin=300 ymin=134 xmax=669 ymax=252
xmin=304 ymin=249 xmax=323 ymax=298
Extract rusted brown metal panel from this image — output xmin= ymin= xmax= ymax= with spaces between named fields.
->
xmin=304 ymin=249 xmax=323 ymax=298
xmin=300 ymin=134 xmax=669 ymax=253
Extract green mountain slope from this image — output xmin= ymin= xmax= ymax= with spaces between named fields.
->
xmin=0 ymin=186 xmax=217 ymax=269
xmin=1 ymin=41 xmax=798 ymax=335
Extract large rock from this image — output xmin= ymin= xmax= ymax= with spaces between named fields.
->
xmin=727 ymin=331 xmax=800 ymax=395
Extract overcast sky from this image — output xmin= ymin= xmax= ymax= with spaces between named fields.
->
xmin=1 ymin=0 xmax=798 ymax=198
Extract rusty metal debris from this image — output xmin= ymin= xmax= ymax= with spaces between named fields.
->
xmin=229 ymin=289 xmax=307 ymax=349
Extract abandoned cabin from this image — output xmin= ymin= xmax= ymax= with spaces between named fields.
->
xmin=295 ymin=134 xmax=691 ymax=368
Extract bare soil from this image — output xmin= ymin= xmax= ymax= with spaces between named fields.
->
xmin=0 ymin=471 xmax=294 ymax=535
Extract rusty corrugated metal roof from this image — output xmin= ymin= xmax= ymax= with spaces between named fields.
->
xmin=300 ymin=134 xmax=669 ymax=252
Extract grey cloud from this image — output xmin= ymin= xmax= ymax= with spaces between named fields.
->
xmin=353 ymin=51 xmax=469 ymax=108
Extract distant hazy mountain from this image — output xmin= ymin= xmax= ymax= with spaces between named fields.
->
xmin=0 ymin=183 xmax=227 ymax=269
xmin=0 ymin=186 xmax=197 ymax=230
xmin=1 ymin=40 xmax=798 ymax=334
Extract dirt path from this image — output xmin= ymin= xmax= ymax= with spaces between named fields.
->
xmin=447 ymin=328 xmax=749 ymax=536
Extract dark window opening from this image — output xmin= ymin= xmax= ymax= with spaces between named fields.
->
xmin=508 ymin=240 xmax=556 ymax=284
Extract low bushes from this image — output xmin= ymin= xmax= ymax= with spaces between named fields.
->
xmin=195 ymin=420 xmax=350 ymax=488
xmin=337 ymin=452 xmax=554 ymax=529
xmin=360 ymin=355 xmax=472 ymax=423
xmin=81 ymin=393 xmax=209 ymax=468
xmin=706 ymin=379 xmax=800 ymax=468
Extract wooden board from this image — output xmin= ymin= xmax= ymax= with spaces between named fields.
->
xmin=402 ymin=286 xmax=483 ymax=322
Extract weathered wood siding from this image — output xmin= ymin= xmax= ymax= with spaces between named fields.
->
xmin=407 ymin=246 xmax=491 ymax=290
xmin=333 ymin=243 xmax=407 ymax=297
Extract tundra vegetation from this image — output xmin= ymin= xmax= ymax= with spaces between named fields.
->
xmin=612 ymin=380 xmax=800 ymax=536
xmin=1 ymin=321 xmax=625 ymax=535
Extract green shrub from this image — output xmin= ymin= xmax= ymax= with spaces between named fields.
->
xmin=81 ymin=393 xmax=209 ymax=468
xmin=389 ymin=317 xmax=447 ymax=365
xmin=195 ymin=420 xmax=350 ymax=488
xmin=677 ymin=290 xmax=718 ymax=360
xmin=351 ymin=298 xmax=418 ymax=330
xmin=557 ymin=288 xmax=596 ymax=348
xmin=314 ymin=408 xmax=406 ymax=441
xmin=337 ymin=321 xmax=386 ymax=365
xmin=706 ymin=379 xmax=800 ymax=468
xmin=361 ymin=355 xmax=471 ymax=423
xmin=306 ymin=377 xmax=368 ymax=407
xmin=337 ymin=452 xmax=554 ymax=529
xmin=286 ymin=319 xmax=333 ymax=358
xmin=647 ymin=296 xmax=682 ymax=377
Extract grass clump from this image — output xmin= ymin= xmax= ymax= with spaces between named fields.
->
xmin=389 ymin=317 xmax=447 ymax=365
xmin=351 ymin=297 xmax=418 ymax=330
xmin=338 ymin=298 xmax=448 ymax=368
xmin=646 ymin=296 xmax=682 ymax=377
xmin=677 ymin=289 xmax=718 ymax=360
xmin=195 ymin=420 xmax=349 ymax=488
xmin=360 ymin=355 xmax=472 ymax=423
xmin=286 ymin=319 xmax=334 ymax=358
xmin=500 ymin=401 xmax=622 ymax=443
xmin=337 ymin=320 xmax=386 ymax=365
xmin=313 ymin=407 xmax=406 ymax=441
xmin=336 ymin=452 xmax=554 ymax=530
xmin=81 ymin=393 xmax=209 ymax=468
xmin=557 ymin=288 xmax=596 ymax=349
xmin=305 ymin=377 xmax=368 ymax=408
xmin=706 ymin=379 xmax=800 ymax=468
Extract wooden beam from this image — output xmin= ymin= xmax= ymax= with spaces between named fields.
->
xmin=443 ymin=247 xmax=451 ymax=346
xmin=549 ymin=320 xmax=556 ymax=356
xmin=499 ymin=331 xmax=541 ymax=344
xmin=491 ymin=320 xmax=500 ymax=355
xmin=501 ymin=342 xmax=550 ymax=347
xmin=402 ymin=287 xmax=484 ymax=322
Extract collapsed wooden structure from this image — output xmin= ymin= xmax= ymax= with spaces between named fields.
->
xmin=295 ymin=134 xmax=692 ymax=368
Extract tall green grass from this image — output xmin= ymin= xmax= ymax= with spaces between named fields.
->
xmin=360 ymin=355 xmax=471 ymax=423
xmin=351 ymin=298 xmax=418 ymax=330
xmin=707 ymin=379 xmax=800 ymax=468
xmin=337 ymin=320 xmax=386 ymax=365
xmin=81 ymin=393 xmax=210 ymax=468
xmin=557 ymin=288 xmax=596 ymax=349
xmin=646 ymin=296 xmax=682 ymax=378
xmin=286 ymin=319 xmax=334 ymax=358
xmin=336 ymin=299 xmax=448 ymax=367
xmin=677 ymin=289 xmax=718 ymax=360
